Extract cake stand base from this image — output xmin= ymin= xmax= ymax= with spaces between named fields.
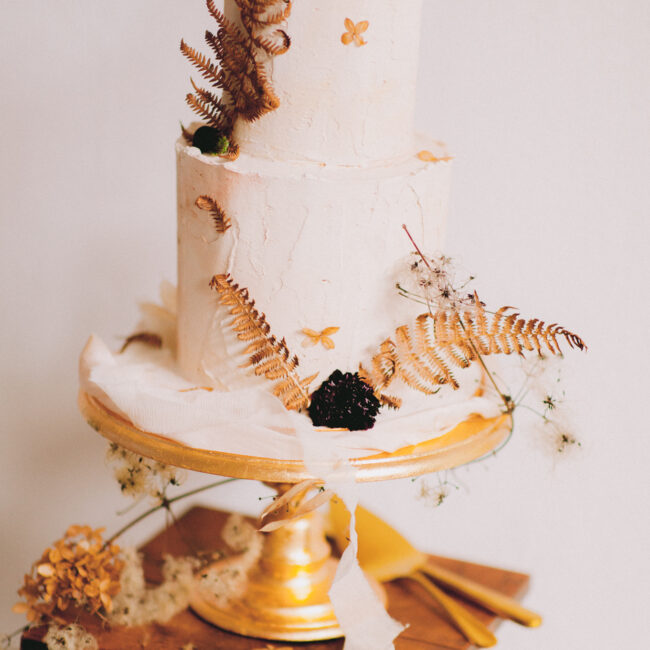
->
xmin=190 ymin=487 xmax=385 ymax=642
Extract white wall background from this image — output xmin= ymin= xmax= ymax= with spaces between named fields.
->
xmin=1 ymin=1 xmax=648 ymax=647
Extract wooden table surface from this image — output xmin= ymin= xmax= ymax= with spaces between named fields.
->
xmin=22 ymin=506 xmax=532 ymax=649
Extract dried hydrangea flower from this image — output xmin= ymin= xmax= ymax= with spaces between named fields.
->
xmin=13 ymin=527 xmax=123 ymax=625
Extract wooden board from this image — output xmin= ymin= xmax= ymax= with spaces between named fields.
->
xmin=22 ymin=506 xmax=531 ymax=650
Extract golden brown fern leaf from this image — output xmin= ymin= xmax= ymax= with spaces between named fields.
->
xmin=185 ymin=89 xmax=232 ymax=132
xmin=361 ymin=296 xmax=586 ymax=399
xmin=181 ymin=0 xmax=291 ymax=135
xmin=180 ymin=39 xmax=222 ymax=87
xmin=440 ymin=294 xmax=587 ymax=358
xmin=237 ymin=0 xmax=293 ymax=55
xmin=210 ymin=274 xmax=315 ymax=411
xmin=194 ymin=195 xmax=232 ymax=233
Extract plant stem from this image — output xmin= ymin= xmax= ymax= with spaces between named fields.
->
xmin=402 ymin=224 xmax=433 ymax=271
xmin=458 ymin=320 xmax=513 ymax=413
xmin=104 ymin=477 xmax=238 ymax=547
xmin=3 ymin=625 xmax=28 ymax=647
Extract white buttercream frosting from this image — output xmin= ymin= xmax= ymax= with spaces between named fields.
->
xmin=176 ymin=137 xmax=452 ymax=390
xmin=231 ymin=0 xmax=424 ymax=165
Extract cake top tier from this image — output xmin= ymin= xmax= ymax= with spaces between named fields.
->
xmin=227 ymin=0 xmax=424 ymax=166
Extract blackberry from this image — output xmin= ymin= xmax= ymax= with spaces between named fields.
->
xmin=308 ymin=370 xmax=381 ymax=431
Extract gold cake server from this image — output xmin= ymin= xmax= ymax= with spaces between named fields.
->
xmin=329 ymin=499 xmax=542 ymax=630
xmin=329 ymin=499 xmax=497 ymax=647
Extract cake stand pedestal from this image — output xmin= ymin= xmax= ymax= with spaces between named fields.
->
xmin=79 ymin=391 xmax=512 ymax=642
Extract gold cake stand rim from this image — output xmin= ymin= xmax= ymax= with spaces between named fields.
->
xmin=79 ymin=390 xmax=512 ymax=483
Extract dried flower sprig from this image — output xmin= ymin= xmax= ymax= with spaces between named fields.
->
xmin=210 ymin=274 xmax=317 ymax=411
xmin=13 ymin=526 xmax=123 ymax=624
xmin=397 ymin=251 xmax=475 ymax=312
xmin=106 ymin=443 xmax=186 ymax=501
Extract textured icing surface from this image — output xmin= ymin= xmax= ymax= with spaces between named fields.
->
xmin=231 ymin=0 xmax=424 ymax=165
xmin=176 ymin=137 xmax=451 ymax=390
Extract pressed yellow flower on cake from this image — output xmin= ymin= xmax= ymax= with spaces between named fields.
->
xmin=417 ymin=149 xmax=453 ymax=163
xmin=341 ymin=18 xmax=369 ymax=46
xmin=302 ymin=326 xmax=340 ymax=350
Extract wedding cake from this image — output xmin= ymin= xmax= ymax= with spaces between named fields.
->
xmin=80 ymin=0 xmax=502 ymax=458
xmin=178 ymin=0 xmax=451 ymax=394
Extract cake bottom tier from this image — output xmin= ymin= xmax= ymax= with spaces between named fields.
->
xmin=176 ymin=135 xmax=452 ymax=390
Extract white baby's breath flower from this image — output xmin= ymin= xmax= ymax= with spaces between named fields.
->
xmin=527 ymin=411 xmax=582 ymax=459
xmin=106 ymin=443 xmax=186 ymax=500
xmin=43 ymin=624 xmax=97 ymax=650
xmin=108 ymin=548 xmax=199 ymax=627
xmin=199 ymin=514 xmax=263 ymax=607
xmin=396 ymin=252 xmax=475 ymax=311
xmin=417 ymin=477 xmax=456 ymax=508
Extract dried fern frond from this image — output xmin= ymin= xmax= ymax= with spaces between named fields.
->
xmin=210 ymin=274 xmax=315 ymax=411
xmin=181 ymin=0 xmax=291 ymax=137
xmin=195 ymin=195 xmax=232 ymax=233
xmin=180 ymin=39 xmax=222 ymax=87
xmin=185 ymin=91 xmax=231 ymax=132
xmin=362 ymin=295 xmax=586 ymax=400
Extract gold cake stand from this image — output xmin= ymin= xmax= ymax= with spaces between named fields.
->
xmin=79 ymin=390 xmax=512 ymax=642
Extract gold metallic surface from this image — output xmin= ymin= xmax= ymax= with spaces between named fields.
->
xmin=408 ymin=572 xmax=497 ymax=647
xmin=420 ymin=563 xmax=542 ymax=628
xmin=191 ymin=489 xmax=386 ymax=641
xmin=78 ymin=390 xmax=512 ymax=483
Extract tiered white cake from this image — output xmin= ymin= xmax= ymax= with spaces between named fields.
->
xmin=177 ymin=0 xmax=451 ymax=390
xmin=80 ymin=0 xmax=500 ymax=459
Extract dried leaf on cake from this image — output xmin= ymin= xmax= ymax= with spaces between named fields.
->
xmin=259 ymin=479 xmax=333 ymax=532
xmin=119 ymin=332 xmax=163 ymax=354
xmin=195 ymin=195 xmax=232 ymax=233
xmin=210 ymin=274 xmax=316 ymax=411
